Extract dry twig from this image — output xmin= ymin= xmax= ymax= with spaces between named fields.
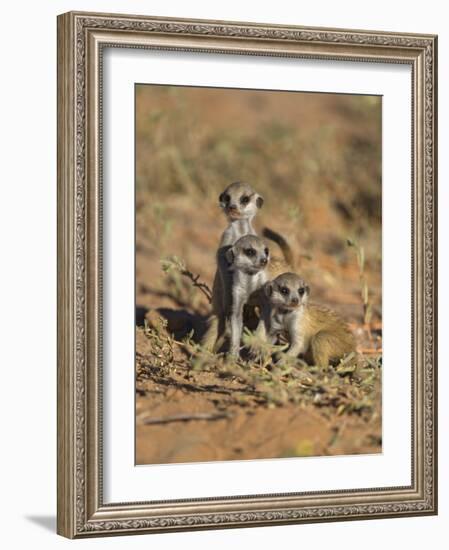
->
xmin=161 ymin=256 xmax=212 ymax=303
xmin=141 ymin=411 xmax=233 ymax=425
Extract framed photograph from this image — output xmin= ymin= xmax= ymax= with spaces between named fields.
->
xmin=57 ymin=11 xmax=438 ymax=538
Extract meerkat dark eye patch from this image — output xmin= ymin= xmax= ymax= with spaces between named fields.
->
xmin=219 ymin=193 xmax=230 ymax=203
xmin=298 ymin=287 xmax=305 ymax=296
xmin=244 ymin=248 xmax=256 ymax=257
xmin=264 ymin=247 xmax=269 ymax=256
xmin=280 ymin=286 xmax=290 ymax=295
xmin=224 ymin=247 xmax=235 ymax=265
xmin=240 ymin=195 xmax=250 ymax=205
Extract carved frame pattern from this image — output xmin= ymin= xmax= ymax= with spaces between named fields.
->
xmin=57 ymin=11 xmax=437 ymax=538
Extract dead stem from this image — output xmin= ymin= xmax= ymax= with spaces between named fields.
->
xmin=140 ymin=411 xmax=234 ymax=425
xmin=161 ymin=256 xmax=212 ymax=303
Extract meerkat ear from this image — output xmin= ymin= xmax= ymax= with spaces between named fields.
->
xmin=264 ymin=282 xmax=273 ymax=297
xmin=256 ymin=195 xmax=264 ymax=209
xmin=225 ymin=247 xmax=235 ymax=265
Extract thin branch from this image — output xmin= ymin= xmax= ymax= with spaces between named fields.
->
xmin=161 ymin=256 xmax=212 ymax=303
xmin=141 ymin=411 xmax=233 ymax=425
xmin=179 ymin=267 xmax=212 ymax=303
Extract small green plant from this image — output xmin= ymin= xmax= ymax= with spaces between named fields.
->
xmin=138 ymin=316 xmax=176 ymax=377
xmin=347 ymin=238 xmax=373 ymax=327
xmin=241 ymin=328 xmax=287 ymax=369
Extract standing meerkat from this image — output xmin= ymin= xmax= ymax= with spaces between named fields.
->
xmin=202 ymin=182 xmax=264 ymax=350
xmin=201 ymin=182 xmax=295 ymax=351
xmin=257 ymin=272 xmax=356 ymax=367
xmin=211 ymin=234 xmax=270 ymax=357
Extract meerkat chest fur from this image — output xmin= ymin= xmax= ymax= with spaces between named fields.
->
xmin=220 ymin=218 xmax=256 ymax=248
xmin=231 ymin=269 xmax=267 ymax=304
xmin=270 ymin=305 xmax=308 ymax=340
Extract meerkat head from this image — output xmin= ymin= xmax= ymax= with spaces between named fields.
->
xmin=218 ymin=181 xmax=264 ymax=221
xmin=265 ymin=272 xmax=309 ymax=310
xmin=225 ymin=235 xmax=269 ymax=275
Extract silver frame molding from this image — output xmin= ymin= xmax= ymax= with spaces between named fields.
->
xmin=57 ymin=11 xmax=438 ymax=538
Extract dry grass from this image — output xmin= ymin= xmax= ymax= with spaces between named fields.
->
xmin=138 ymin=318 xmax=381 ymax=414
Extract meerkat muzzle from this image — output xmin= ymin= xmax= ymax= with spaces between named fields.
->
xmin=226 ymin=208 xmax=240 ymax=218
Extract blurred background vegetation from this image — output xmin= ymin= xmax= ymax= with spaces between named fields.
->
xmin=135 ymin=84 xmax=381 ymax=324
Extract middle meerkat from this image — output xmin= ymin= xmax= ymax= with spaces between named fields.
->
xmin=220 ymin=234 xmax=270 ymax=357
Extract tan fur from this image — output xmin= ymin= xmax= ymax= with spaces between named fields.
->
xmin=299 ymin=304 xmax=356 ymax=367
xmin=267 ymin=255 xmax=291 ymax=278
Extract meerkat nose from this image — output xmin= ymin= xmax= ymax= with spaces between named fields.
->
xmin=291 ymin=297 xmax=299 ymax=305
xmin=259 ymin=257 xmax=268 ymax=266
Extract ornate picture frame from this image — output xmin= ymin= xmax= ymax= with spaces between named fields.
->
xmin=57 ymin=11 xmax=437 ymax=538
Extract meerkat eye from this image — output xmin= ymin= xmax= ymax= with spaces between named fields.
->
xmin=264 ymin=247 xmax=269 ymax=256
xmin=280 ymin=287 xmax=290 ymax=295
xmin=244 ymin=248 xmax=256 ymax=257
xmin=298 ymin=287 xmax=305 ymax=296
xmin=221 ymin=193 xmax=230 ymax=203
xmin=240 ymin=195 xmax=250 ymax=205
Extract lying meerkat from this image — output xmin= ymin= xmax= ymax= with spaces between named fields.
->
xmin=213 ymin=234 xmax=270 ymax=357
xmin=257 ymin=272 xmax=356 ymax=367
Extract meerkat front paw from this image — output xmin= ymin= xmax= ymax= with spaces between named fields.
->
xmin=226 ymin=349 xmax=240 ymax=363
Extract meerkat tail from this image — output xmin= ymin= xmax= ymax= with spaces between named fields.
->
xmin=262 ymin=227 xmax=294 ymax=267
